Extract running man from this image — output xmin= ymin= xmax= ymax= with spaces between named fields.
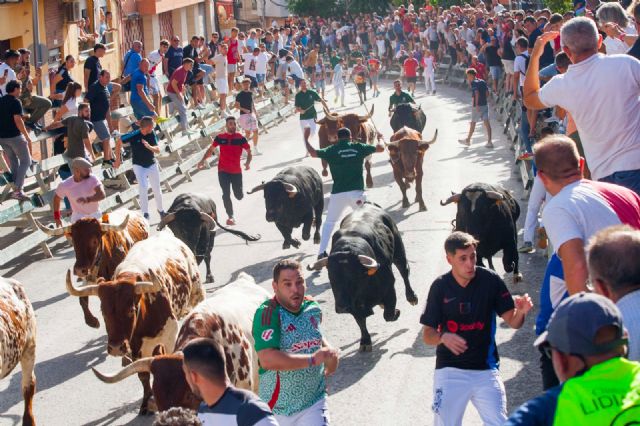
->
xmin=253 ymin=259 xmax=339 ymax=425
xmin=332 ymin=58 xmax=346 ymax=107
xmin=235 ymin=78 xmax=260 ymax=154
xmin=114 ymin=116 xmax=166 ymax=221
xmin=53 ymin=158 xmax=105 ymax=226
xmin=388 ymin=79 xmax=415 ymax=116
xmin=197 ymin=116 xmax=252 ymax=225
xmin=459 ymin=68 xmax=492 ymax=148
xmin=305 ymin=127 xmax=385 ymax=259
xmin=421 ymin=231 xmax=533 ymax=426
xmin=295 ymin=79 xmax=329 ymax=157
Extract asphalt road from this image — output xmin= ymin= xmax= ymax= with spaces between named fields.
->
xmin=1 ymin=79 xmax=547 ymax=426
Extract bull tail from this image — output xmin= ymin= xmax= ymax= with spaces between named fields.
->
xmin=213 ymin=217 xmax=261 ymax=244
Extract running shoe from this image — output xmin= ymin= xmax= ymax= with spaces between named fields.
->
xmin=458 ymin=138 xmax=471 ymax=146
xmin=11 ymin=191 xmax=30 ymax=202
xmin=518 ymin=241 xmax=534 ymax=253
xmin=517 ymin=152 xmax=534 ymax=161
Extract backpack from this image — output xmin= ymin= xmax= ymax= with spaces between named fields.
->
xmin=518 ymin=53 xmax=530 ymax=72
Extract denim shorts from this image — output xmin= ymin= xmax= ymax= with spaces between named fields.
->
xmin=471 ymin=105 xmax=489 ymax=122
xmin=92 ymin=119 xmax=110 ymax=141
xmin=489 ymin=66 xmax=502 ymax=81
xmin=256 ymin=74 xmax=266 ymax=83
xmin=599 ymin=169 xmax=640 ymax=196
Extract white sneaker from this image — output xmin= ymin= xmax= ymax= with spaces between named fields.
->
xmin=254 ymin=147 xmax=262 ymax=155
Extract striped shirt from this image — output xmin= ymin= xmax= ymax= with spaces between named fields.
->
xmin=197 ymin=387 xmax=279 ymax=426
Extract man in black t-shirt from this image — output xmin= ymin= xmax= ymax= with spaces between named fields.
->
xmin=420 ymin=231 xmax=533 ymax=426
xmin=459 ymin=69 xmax=493 ymax=148
xmin=85 ymin=70 xmax=114 ymax=165
xmin=234 ymin=79 xmax=260 ymax=154
xmin=114 ymin=116 xmax=165 ymax=220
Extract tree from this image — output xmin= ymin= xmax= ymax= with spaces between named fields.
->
xmin=543 ymin=0 xmax=574 ymax=14
xmin=288 ymin=0 xmax=340 ymax=16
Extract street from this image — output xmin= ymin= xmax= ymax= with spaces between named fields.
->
xmin=0 ymin=79 xmax=547 ymax=426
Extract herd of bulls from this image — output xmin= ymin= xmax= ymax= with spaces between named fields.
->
xmin=0 ymin=103 xmax=523 ymax=425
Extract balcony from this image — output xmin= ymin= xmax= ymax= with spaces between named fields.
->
xmin=136 ymin=0 xmax=204 ymax=16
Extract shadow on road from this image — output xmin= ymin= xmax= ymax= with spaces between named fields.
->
xmin=84 ymin=400 xmax=153 ymax=426
xmin=390 ymin=329 xmax=436 ymax=359
xmin=330 ymin=328 xmax=409 ymax=395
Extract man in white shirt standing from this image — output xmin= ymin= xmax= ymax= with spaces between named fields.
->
xmin=212 ymin=43 xmax=230 ymax=113
xmin=0 ymin=50 xmax=19 ymax=96
xmin=241 ymin=47 xmax=260 ymax=91
xmin=332 ymin=58 xmax=345 ymax=107
xmin=524 ymin=17 xmax=640 ymax=195
xmin=255 ymin=44 xmax=274 ymax=97
xmin=147 ymin=40 xmax=169 ymax=115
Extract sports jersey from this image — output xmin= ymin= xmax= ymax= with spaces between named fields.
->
xmin=197 ymin=386 xmax=278 ymax=426
xmin=403 ymin=57 xmax=419 ymax=77
xmin=294 ymin=89 xmax=321 ymax=120
xmin=212 ymin=132 xmax=250 ymax=174
xmin=535 ymin=253 xmax=568 ymax=336
xmin=420 ymin=267 xmax=515 ymax=370
xmin=252 ymin=298 xmax=326 ymax=416
xmin=120 ymin=129 xmax=158 ymax=168
xmin=316 ymin=140 xmax=377 ymax=194
xmin=228 ymin=38 xmax=239 ymax=65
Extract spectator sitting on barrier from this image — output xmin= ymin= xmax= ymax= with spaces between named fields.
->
xmin=505 ymin=292 xmax=640 ymax=425
xmin=587 ymin=225 xmax=640 ymax=361
xmin=53 ymin=157 xmax=105 ymax=226
xmin=18 ymin=61 xmax=51 ymax=135
xmin=114 ymin=116 xmax=166 ymax=221
xmin=53 ymin=82 xmax=82 ymax=123
xmin=524 ymin=17 xmax=640 ymax=195
xmin=0 ymin=79 xmax=33 ymax=201
xmin=50 ymin=55 xmax=76 ymax=108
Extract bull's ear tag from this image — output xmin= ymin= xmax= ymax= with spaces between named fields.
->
xmin=102 ymin=213 xmax=110 ymax=223
xmin=367 ymin=268 xmax=378 ymax=276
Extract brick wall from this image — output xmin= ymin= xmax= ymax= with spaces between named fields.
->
xmin=44 ymin=0 xmax=65 ymax=49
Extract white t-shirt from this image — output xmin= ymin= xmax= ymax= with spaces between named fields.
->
xmin=62 ymin=97 xmax=78 ymax=120
xmin=539 ymin=54 xmax=640 ymax=180
xmin=422 ymin=56 xmax=436 ymax=74
xmin=212 ymin=54 xmax=228 ymax=80
xmin=287 ymin=60 xmax=304 ymax=78
xmin=254 ymin=52 xmax=270 ymax=75
xmin=603 ymin=37 xmax=630 ymax=56
xmin=148 ymin=50 xmax=164 ymax=78
xmin=333 ymin=63 xmax=344 ymax=85
xmin=242 ymin=53 xmax=257 ymax=77
xmin=376 ymin=40 xmax=386 ymax=57
xmin=513 ymin=52 xmax=529 ymax=87
xmin=0 ymin=63 xmax=17 ymax=95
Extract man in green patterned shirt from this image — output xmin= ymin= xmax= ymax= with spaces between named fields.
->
xmin=252 ymin=259 xmax=339 ymax=425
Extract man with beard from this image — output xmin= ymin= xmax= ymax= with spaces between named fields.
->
xmin=252 ymin=259 xmax=339 ymax=425
xmin=182 ymin=338 xmax=279 ymax=426
xmin=52 ymin=157 xmax=105 ymax=226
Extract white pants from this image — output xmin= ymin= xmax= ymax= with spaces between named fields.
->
xmin=333 ymin=82 xmax=345 ymax=104
xmin=133 ymin=163 xmax=164 ymax=215
xmin=300 ymin=118 xmax=317 ymax=155
xmin=275 ymin=398 xmax=330 ymax=426
xmin=71 ymin=210 xmax=103 ymax=224
xmin=523 ymin=176 xmax=549 ymax=243
xmin=318 ymin=190 xmax=366 ymax=254
xmin=432 ymin=368 xmax=507 ymax=426
xmin=424 ymin=72 xmax=436 ymax=93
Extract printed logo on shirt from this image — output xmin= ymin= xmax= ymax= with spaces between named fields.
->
xmin=309 ymin=316 xmax=318 ymax=330
xmin=443 ymin=297 xmax=456 ymax=304
xmin=447 ymin=320 xmax=485 ymax=333
xmin=290 ymin=338 xmax=322 ymax=353
xmin=447 ymin=320 xmax=459 ymax=333
xmin=285 ymin=323 xmax=297 ymax=333
xmin=261 ymin=329 xmax=274 ymax=341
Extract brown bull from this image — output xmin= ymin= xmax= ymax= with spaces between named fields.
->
xmin=66 ymin=231 xmax=204 ymax=414
xmin=91 ymin=273 xmax=267 ymax=413
xmin=35 ymin=211 xmax=149 ymax=328
xmin=317 ymin=105 xmax=376 ymax=187
xmin=387 ymin=126 xmax=438 ymax=211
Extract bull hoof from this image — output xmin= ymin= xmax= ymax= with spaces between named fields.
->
xmin=85 ymin=315 xmax=100 ymax=329
xmin=384 ymin=309 xmax=401 ymax=322
xmin=402 ymin=199 xmax=410 ymax=208
xmin=406 ymin=292 xmax=419 ymax=305
xmin=313 ymin=233 xmax=320 ymax=244
xmin=366 ymin=177 xmax=374 ymax=188
xmin=206 ymin=274 xmax=215 ymax=283
xmin=290 ymin=239 xmax=301 ymax=249
xmin=513 ymin=273 xmax=524 ymax=283
xmin=322 ymin=169 xmax=329 ymax=177
xmin=418 ymin=202 xmax=427 ymax=212
xmin=282 ymin=241 xmax=291 ymax=250
xmin=302 ymin=230 xmax=311 ymax=241
xmin=359 ymin=344 xmax=373 ymax=352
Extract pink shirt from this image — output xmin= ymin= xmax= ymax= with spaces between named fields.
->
xmin=55 ymin=175 xmax=102 ymax=222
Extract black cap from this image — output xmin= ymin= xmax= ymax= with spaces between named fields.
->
xmin=4 ymin=50 xmax=20 ymax=60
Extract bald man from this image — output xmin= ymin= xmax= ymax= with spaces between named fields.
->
xmin=130 ymin=58 xmax=156 ymax=120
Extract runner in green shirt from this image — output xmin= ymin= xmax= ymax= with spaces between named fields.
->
xmin=329 ymin=50 xmax=341 ymax=81
xmin=295 ymin=79 xmax=329 ymax=158
xmin=388 ymin=79 xmax=416 ymax=116
xmin=253 ymin=259 xmax=339 ymax=424
xmin=305 ymin=127 xmax=385 ymax=258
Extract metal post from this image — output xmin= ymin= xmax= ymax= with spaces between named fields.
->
xmin=32 ymin=0 xmax=43 ymax=95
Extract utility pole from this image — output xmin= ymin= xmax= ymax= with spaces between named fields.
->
xmin=32 ymin=0 xmax=43 ymax=95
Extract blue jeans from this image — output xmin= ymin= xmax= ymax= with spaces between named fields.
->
xmin=519 ymin=106 xmax=532 ymax=153
xmin=599 ymin=169 xmax=640 ymax=196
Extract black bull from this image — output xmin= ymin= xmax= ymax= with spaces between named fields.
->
xmin=440 ymin=183 xmax=523 ymax=281
xmin=157 ymin=193 xmax=261 ymax=282
xmin=247 ymin=166 xmax=324 ymax=250
xmin=390 ymin=103 xmax=427 ymax=133
xmin=308 ymin=203 xmax=418 ymax=352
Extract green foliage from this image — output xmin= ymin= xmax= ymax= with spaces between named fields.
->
xmin=543 ymin=0 xmax=574 ymax=14
xmin=347 ymin=0 xmax=393 ymax=13
xmin=288 ymin=0 xmax=339 ymax=17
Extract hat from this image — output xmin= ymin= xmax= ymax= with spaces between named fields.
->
xmin=534 ymin=292 xmax=626 ymax=356
xmin=71 ymin=157 xmax=93 ymax=171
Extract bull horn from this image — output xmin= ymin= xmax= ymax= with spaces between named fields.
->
xmin=358 ymin=104 xmax=374 ymax=121
xmin=323 ymin=112 xmax=339 ymax=122
xmin=92 ymin=357 xmax=153 ymax=383
xmin=283 ymin=183 xmax=298 ymax=195
xmin=66 ymin=270 xmax=100 ymax=297
xmin=157 ymin=212 xmax=176 ymax=230
xmin=200 ymin=213 xmax=215 ymax=225
xmin=307 ymin=257 xmax=329 ymax=271
xmin=485 ymin=191 xmax=505 ymax=200
xmin=100 ymin=214 xmax=130 ymax=232
xmin=314 ymin=118 xmax=326 ymax=125
xmin=247 ymin=182 xmax=266 ymax=194
xmin=358 ymin=255 xmax=379 ymax=270
xmin=420 ymin=129 xmax=438 ymax=146
xmin=134 ymin=281 xmax=162 ymax=295
xmin=440 ymin=193 xmax=461 ymax=206
xmin=34 ymin=219 xmax=70 ymax=236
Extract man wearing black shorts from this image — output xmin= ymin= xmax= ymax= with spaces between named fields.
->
xmin=421 ymin=231 xmax=533 ymax=426
xmin=198 ymin=116 xmax=252 ymax=225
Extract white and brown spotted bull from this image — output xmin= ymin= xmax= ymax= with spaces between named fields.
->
xmin=65 ymin=231 xmax=204 ymax=414
xmin=1 ymin=277 xmax=37 ymax=426
xmin=35 ymin=211 xmax=149 ymax=328
xmin=317 ymin=105 xmax=377 ymax=187
xmin=91 ymin=272 xmax=268 ymax=413
xmin=387 ymin=126 xmax=438 ymax=211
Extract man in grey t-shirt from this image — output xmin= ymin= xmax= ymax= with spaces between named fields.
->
xmin=183 ymin=338 xmax=279 ymax=426
xmin=48 ymin=103 xmax=95 ymax=166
